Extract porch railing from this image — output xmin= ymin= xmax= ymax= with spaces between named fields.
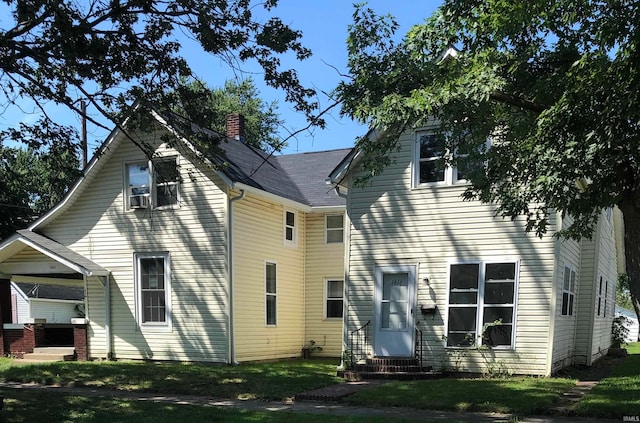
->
xmin=415 ymin=321 xmax=424 ymax=371
xmin=349 ymin=320 xmax=371 ymax=369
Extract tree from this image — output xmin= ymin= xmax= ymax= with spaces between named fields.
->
xmin=337 ymin=1 xmax=640 ymax=338
xmin=0 ymin=125 xmax=81 ymax=239
xmin=167 ymin=78 xmax=282 ymax=152
xmin=0 ymin=0 xmax=319 ymax=153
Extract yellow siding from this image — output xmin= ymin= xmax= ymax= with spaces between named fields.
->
xmin=304 ymin=212 xmax=345 ymax=357
xmin=232 ymin=193 xmax=306 ymax=361
xmin=41 ymin=129 xmax=229 ymax=362
xmin=346 ymin=130 xmax=557 ymax=375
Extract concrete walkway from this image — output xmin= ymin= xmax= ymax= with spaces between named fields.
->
xmin=0 ymin=381 xmax=621 ymax=423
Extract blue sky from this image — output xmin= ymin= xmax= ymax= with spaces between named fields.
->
xmin=0 ymin=1 xmax=442 ymax=157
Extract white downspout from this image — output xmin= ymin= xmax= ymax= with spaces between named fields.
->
xmin=103 ymin=275 xmax=111 ymax=359
xmin=228 ymin=189 xmax=246 ymax=365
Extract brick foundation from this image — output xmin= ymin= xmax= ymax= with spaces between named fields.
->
xmin=73 ymin=323 xmax=88 ymax=361
xmin=3 ymin=327 xmax=35 ymax=358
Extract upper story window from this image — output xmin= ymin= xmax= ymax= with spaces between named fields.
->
xmin=126 ymin=158 xmax=179 ymax=210
xmin=446 ymin=261 xmax=518 ymax=348
xmin=561 ymin=264 xmax=577 ymax=316
xmin=414 ymin=131 xmax=483 ymax=187
xmin=284 ymin=210 xmax=297 ymax=246
xmin=325 ymin=214 xmax=344 ymax=244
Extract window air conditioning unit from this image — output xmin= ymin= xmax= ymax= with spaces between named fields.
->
xmin=129 ymin=194 xmax=150 ymax=209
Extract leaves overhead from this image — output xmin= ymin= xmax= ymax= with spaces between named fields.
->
xmin=338 ymin=0 xmax=640 ymax=240
xmin=0 ymin=0 xmax=318 ymax=148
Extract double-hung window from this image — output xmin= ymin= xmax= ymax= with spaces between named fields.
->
xmin=561 ymin=265 xmax=576 ymax=316
xmin=126 ymin=158 xmax=179 ymax=210
xmin=447 ymin=261 xmax=518 ymax=348
xmin=415 ymin=131 xmax=485 ymax=187
xmin=325 ymin=214 xmax=344 ymax=243
xmin=284 ymin=210 xmax=296 ymax=245
xmin=325 ymin=279 xmax=344 ymax=318
xmin=265 ymin=262 xmax=277 ymax=326
xmin=135 ymin=252 xmax=171 ymax=329
xmin=597 ymin=276 xmax=604 ymax=317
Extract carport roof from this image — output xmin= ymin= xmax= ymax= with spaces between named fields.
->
xmin=0 ymin=230 xmax=109 ymax=277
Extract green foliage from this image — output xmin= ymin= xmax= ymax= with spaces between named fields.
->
xmin=0 ymin=0 xmax=318 ymax=152
xmin=618 ymin=274 xmax=634 ymax=310
xmin=165 ymin=78 xmax=282 ymax=152
xmin=0 ymin=125 xmax=81 ymax=239
xmin=338 ymin=0 xmax=640 ymax=331
xmin=612 ymin=315 xmax=630 ymax=348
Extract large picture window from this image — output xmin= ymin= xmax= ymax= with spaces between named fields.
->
xmin=265 ymin=262 xmax=277 ymax=326
xmin=135 ymin=252 xmax=171 ymax=329
xmin=126 ymin=158 xmax=179 ymax=209
xmin=447 ymin=261 xmax=518 ymax=348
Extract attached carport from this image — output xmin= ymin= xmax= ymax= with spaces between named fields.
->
xmin=0 ymin=230 xmax=110 ymax=360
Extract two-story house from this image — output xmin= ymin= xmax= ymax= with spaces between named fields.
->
xmin=329 ymin=127 xmax=621 ymax=376
xmin=0 ymin=108 xmax=348 ymax=363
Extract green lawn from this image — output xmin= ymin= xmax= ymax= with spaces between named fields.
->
xmin=344 ymin=377 xmax=575 ymax=415
xmin=0 ymin=358 xmax=343 ymax=401
xmin=0 ymin=389 xmax=407 ymax=423
xmin=574 ymin=342 xmax=640 ymax=418
xmin=2 ymin=344 xmax=640 ymax=419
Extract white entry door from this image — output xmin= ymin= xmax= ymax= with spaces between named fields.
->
xmin=373 ymin=265 xmax=416 ymax=357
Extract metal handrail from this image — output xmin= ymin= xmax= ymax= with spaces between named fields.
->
xmin=415 ymin=321 xmax=424 ymax=371
xmin=349 ymin=320 xmax=371 ymax=369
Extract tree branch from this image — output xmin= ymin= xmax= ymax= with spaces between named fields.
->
xmin=489 ymin=90 xmax=548 ymax=114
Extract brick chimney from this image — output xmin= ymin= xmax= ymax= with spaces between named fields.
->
xmin=226 ymin=113 xmax=245 ymax=142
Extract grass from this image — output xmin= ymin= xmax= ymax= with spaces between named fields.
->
xmin=574 ymin=342 xmax=640 ymax=418
xmin=344 ymin=376 xmax=575 ymax=415
xmin=2 ymin=344 xmax=640 ymax=419
xmin=0 ymin=358 xmax=343 ymax=401
xmin=0 ymin=388 xmax=407 ymax=423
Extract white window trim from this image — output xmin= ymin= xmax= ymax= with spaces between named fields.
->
xmin=134 ymin=252 xmax=172 ymax=332
xmin=444 ymin=259 xmax=520 ymax=350
xmin=560 ymin=263 xmax=577 ymax=317
xmin=596 ymin=276 xmax=604 ymax=317
xmin=283 ymin=209 xmax=297 ymax=247
xmin=412 ymin=131 xmax=467 ymax=188
xmin=265 ymin=260 xmax=277 ymax=327
xmin=325 ymin=214 xmax=344 ymax=244
xmin=324 ymin=278 xmax=344 ymax=320
xmin=124 ymin=157 xmax=180 ymax=211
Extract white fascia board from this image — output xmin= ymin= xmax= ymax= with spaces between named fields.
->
xmin=232 ymin=182 xmax=312 ymax=212
xmin=309 ymin=205 xmax=346 ymax=214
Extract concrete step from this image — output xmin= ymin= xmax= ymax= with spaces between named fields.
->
xmin=21 ymin=353 xmax=75 ymax=362
xmin=338 ymin=370 xmax=441 ymax=381
xmin=33 ymin=347 xmax=75 ymax=355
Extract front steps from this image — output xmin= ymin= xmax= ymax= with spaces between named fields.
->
xmin=20 ymin=347 xmax=75 ymax=363
xmin=338 ymin=357 xmax=439 ymax=381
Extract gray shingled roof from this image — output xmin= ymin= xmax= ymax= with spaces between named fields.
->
xmin=275 ymin=149 xmax=352 ymax=207
xmin=15 ymin=282 xmax=84 ymax=301
xmin=15 ymin=230 xmax=109 ymax=276
xmin=161 ymin=111 xmax=350 ymax=207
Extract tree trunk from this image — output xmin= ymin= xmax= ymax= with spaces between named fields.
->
xmin=619 ymin=199 xmax=640 ymax=342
